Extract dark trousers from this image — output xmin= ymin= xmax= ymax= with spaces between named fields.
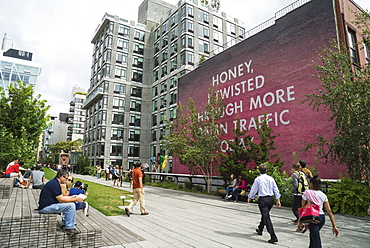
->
xmin=292 ymin=195 xmax=302 ymax=220
xmin=309 ymin=214 xmax=325 ymax=248
xmin=233 ymin=188 xmax=242 ymax=201
xmin=257 ymin=196 xmax=277 ymax=240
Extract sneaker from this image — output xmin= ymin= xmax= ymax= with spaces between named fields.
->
xmin=256 ymin=228 xmax=262 ymax=235
xmin=65 ymin=228 xmax=80 ymax=235
xmin=141 ymin=212 xmax=149 ymax=215
xmin=268 ymin=238 xmax=278 ymax=243
xmin=125 ymin=208 xmax=130 ymax=217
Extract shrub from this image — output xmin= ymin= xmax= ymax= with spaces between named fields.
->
xmin=326 ymin=176 xmax=370 ymax=217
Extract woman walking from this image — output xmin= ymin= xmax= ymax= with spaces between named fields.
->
xmin=301 ymin=176 xmax=339 ymax=248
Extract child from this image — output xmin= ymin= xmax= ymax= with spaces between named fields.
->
xmin=69 ymin=181 xmax=89 ymax=217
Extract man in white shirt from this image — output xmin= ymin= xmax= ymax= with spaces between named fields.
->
xmin=248 ymin=163 xmax=281 ymax=244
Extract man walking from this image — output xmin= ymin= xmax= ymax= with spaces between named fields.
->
xmin=125 ymin=162 xmax=149 ymax=216
xmin=38 ymin=170 xmax=84 ymax=235
xmin=248 ymin=163 xmax=281 ymax=244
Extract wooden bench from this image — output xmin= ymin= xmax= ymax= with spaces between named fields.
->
xmin=0 ymin=177 xmax=14 ymax=199
xmin=0 ymin=187 xmax=102 ymax=247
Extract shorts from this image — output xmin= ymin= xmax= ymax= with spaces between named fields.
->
xmin=76 ymin=202 xmax=87 ymax=210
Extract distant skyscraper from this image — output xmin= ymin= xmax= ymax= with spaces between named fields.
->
xmin=67 ymin=86 xmax=86 ymax=141
xmin=0 ymin=33 xmax=42 ymax=91
xmin=83 ymin=0 xmax=245 ymax=169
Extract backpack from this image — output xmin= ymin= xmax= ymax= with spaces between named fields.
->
xmin=297 ymin=171 xmax=309 ymax=193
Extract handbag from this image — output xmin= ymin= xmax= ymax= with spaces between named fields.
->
xmin=298 ymin=201 xmax=321 ymax=224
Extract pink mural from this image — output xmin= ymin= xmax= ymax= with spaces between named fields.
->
xmin=176 ymin=0 xmax=347 ymax=178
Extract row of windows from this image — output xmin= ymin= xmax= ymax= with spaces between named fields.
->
xmin=84 ymin=143 xmax=140 ymax=158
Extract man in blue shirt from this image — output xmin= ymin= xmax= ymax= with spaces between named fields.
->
xmin=248 ymin=163 xmax=281 ymax=244
xmin=38 ymin=170 xmax=84 ymax=235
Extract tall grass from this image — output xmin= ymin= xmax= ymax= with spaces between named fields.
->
xmin=42 ymin=167 xmax=131 ymax=216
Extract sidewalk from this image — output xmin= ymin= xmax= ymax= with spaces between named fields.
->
xmin=75 ymin=173 xmax=370 ymax=248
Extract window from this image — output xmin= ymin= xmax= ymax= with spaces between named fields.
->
xmin=199 ymin=9 xmax=208 ymax=24
xmin=152 ymin=129 xmax=157 ymax=141
xmin=170 ymin=42 xmax=178 ymax=55
xmin=227 ymin=22 xmax=236 ymax=35
xmin=133 ymin=56 xmax=143 ymax=68
xmin=115 ymin=66 xmax=126 ymax=80
xmin=227 ymin=35 xmax=235 ymax=48
xmin=154 ymin=56 xmax=159 ymax=67
xmin=155 ymin=29 xmax=160 ymax=40
xmin=160 ymin=111 xmax=166 ymax=124
xmin=134 ymin=43 xmax=144 ymax=55
xmin=103 ymin=50 xmax=111 ymax=63
xmin=170 ymin=76 xmax=177 ymax=89
xmin=162 ymin=36 xmax=169 ymax=48
xmin=112 ymin=112 xmax=124 ymax=125
xmin=187 ymin=36 xmax=194 ymax=48
xmin=162 ymin=20 xmax=169 ymax=34
xmin=171 ymin=57 xmax=177 ymax=71
xmin=111 ymin=128 xmax=123 ymax=140
xmin=161 ymin=64 xmax=168 ymax=77
xmin=181 ymin=5 xmax=186 ymax=18
xmin=239 ymin=27 xmax=245 ymax=38
xmin=114 ymin=83 xmax=125 ymax=95
xmin=188 ymin=20 xmax=194 ymax=33
xmin=128 ymin=145 xmax=140 ymax=157
xmin=365 ymin=42 xmax=370 ymax=64
xmin=134 ymin=30 xmax=145 ymax=41
xmin=161 ymin=81 xmax=167 ymax=93
xmin=187 ymin=51 xmax=194 ymax=65
xmin=117 ymin=38 xmax=128 ymax=51
xmin=129 ymin=114 xmax=141 ymax=126
xmin=118 ymin=25 xmax=130 ymax=37
xmin=170 ymin=107 xmax=177 ymax=120
xmin=152 ymin=114 xmax=158 ymax=126
xmin=116 ymin=52 xmax=127 ymax=65
xmin=130 ymin=99 xmax=142 ymax=112
xmin=104 ymin=36 xmax=112 ymax=48
xmin=113 ymin=97 xmax=125 ymax=110
xmin=160 ymin=128 xmax=166 ymax=139
xmin=152 ymin=99 xmax=158 ymax=111
xmin=199 ymin=25 xmax=209 ymax=38
xmin=171 ymin=27 xmax=178 ymax=40
xmin=154 ymin=42 xmax=160 ymax=54
xmin=213 ymin=16 xmax=221 ymax=28
xmin=170 ymin=90 xmax=177 ymax=105
xmin=160 ymin=96 xmax=167 ymax=109
xmin=188 ymin=5 xmax=193 ymax=17
xmin=131 ymin=86 xmax=142 ymax=98
xmin=348 ymin=28 xmax=359 ymax=64
xmin=153 ymin=70 xmax=159 ymax=81
xmin=111 ymin=144 xmax=123 ymax=156
xmin=132 ymin=70 xmax=143 ymax=83
xmin=199 ymin=40 xmax=209 ymax=53
xmin=213 ymin=30 xmax=222 ymax=44
xmin=162 ymin=50 xmax=168 ymax=62
xmin=129 ymin=129 xmax=140 ymax=141
xmin=153 ymin=85 xmax=158 ymax=97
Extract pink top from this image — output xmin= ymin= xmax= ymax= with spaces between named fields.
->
xmin=236 ymin=179 xmax=247 ymax=191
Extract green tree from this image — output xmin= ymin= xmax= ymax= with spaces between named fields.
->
xmin=49 ymin=139 xmax=83 ymax=154
xmin=162 ymin=87 xmax=225 ymax=193
xmin=304 ymin=40 xmax=370 ymax=182
xmin=220 ymin=116 xmax=284 ymax=184
xmin=0 ymin=82 xmax=50 ymax=168
xmin=77 ymin=154 xmax=91 ymax=175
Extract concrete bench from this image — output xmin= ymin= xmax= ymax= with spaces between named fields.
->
xmin=0 ymin=177 xmax=14 ymax=199
xmin=0 ymin=187 xmax=102 ymax=247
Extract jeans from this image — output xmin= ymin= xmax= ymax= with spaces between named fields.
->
xmin=97 ymin=173 xmax=101 ymax=179
xmin=225 ymin=187 xmax=234 ymax=197
xmin=40 ymin=203 xmax=76 ymax=229
xmin=309 ymin=214 xmax=325 ymax=248
xmin=233 ymin=188 xmax=242 ymax=201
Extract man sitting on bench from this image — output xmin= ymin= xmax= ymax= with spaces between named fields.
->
xmin=38 ymin=169 xmax=84 ymax=235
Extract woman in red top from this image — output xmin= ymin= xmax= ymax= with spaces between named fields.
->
xmin=4 ymin=162 xmax=22 ymax=178
xmin=232 ymin=175 xmax=247 ymax=202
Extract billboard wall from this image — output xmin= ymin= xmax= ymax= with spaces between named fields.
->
xmin=177 ymin=0 xmax=347 ymax=178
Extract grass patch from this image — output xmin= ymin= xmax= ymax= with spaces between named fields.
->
xmin=42 ymin=167 xmax=132 ymax=216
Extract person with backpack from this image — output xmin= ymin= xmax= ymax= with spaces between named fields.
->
xmin=299 ymin=160 xmax=313 ymax=180
xmin=291 ymin=162 xmax=309 ymax=225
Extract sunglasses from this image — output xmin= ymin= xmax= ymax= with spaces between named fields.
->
xmin=67 ymin=179 xmax=73 ymax=182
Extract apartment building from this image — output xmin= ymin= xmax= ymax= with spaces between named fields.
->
xmin=0 ymin=33 xmax=42 ymax=92
xmin=68 ymin=86 xmax=86 ymax=141
xmin=83 ymin=0 xmax=245 ymax=169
